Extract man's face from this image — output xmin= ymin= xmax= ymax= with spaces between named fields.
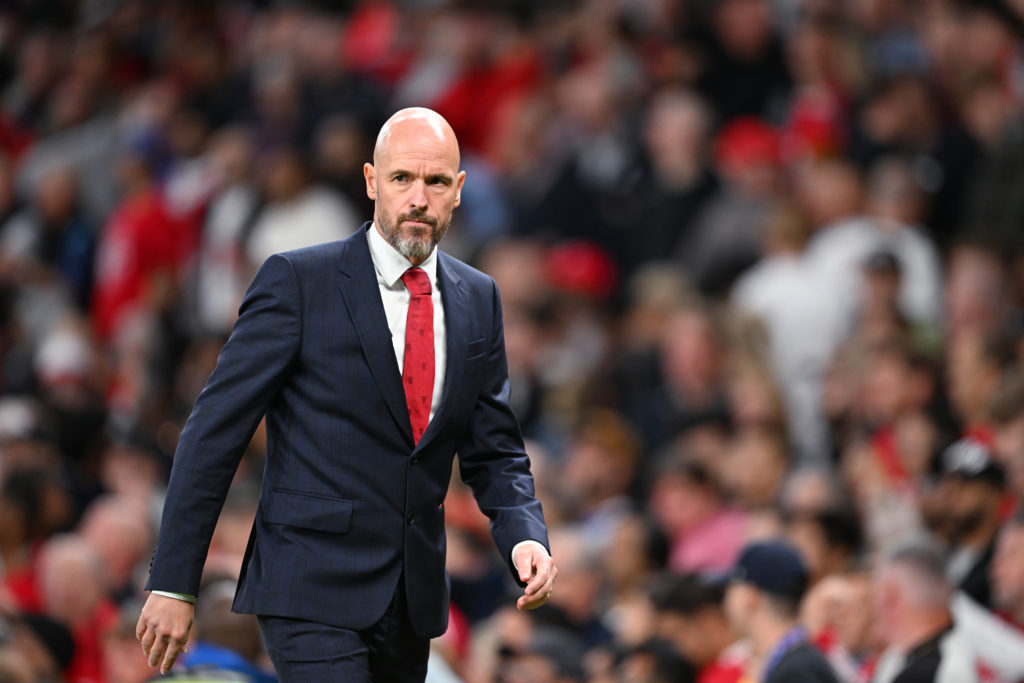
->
xmin=992 ymin=525 xmax=1024 ymax=613
xmin=723 ymin=581 xmax=755 ymax=637
xmin=944 ymin=477 xmax=999 ymax=543
xmin=364 ymin=118 xmax=465 ymax=264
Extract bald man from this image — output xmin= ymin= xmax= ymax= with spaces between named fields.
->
xmin=137 ymin=108 xmax=555 ymax=680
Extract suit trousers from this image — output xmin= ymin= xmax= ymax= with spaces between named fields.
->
xmin=258 ymin=577 xmax=430 ymax=682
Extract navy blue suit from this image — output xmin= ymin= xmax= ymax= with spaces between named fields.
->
xmin=147 ymin=224 xmax=549 ymax=641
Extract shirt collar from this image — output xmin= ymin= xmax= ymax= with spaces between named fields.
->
xmin=367 ymin=223 xmax=439 ymax=289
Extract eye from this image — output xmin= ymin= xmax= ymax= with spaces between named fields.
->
xmin=393 ymin=174 xmax=409 ymax=183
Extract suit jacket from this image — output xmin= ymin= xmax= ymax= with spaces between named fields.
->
xmin=146 ymin=224 xmax=549 ymax=638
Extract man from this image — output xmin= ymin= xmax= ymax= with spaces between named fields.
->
xmin=873 ymin=543 xmax=979 ymax=683
xmin=992 ymin=510 xmax=1024 ymax=630
xmin=136 ymin=108 xmax=556 ymax=680
xmin=723 ymin=540 xmax=839 ymax=683
xmin=937 ymin=437 xmax=1006 ymax=609
xmin=650 ymin=573 xmax=745 ymax=683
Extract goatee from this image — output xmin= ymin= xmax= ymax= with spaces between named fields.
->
xmin=378 ymin=209 xmax=449 ymax=263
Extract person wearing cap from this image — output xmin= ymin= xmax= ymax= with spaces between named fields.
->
xmin=724 ymin=539 xmax=839 ymax=683
xmin=937 ymin=437 xmax=1007 ymax=609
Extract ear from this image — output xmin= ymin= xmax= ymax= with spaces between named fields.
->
xmin=453 ymin=170 xmax=466 ymax=207
xmin=364 ymin=163 xmax=377 ymax=200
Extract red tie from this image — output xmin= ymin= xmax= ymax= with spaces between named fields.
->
xmin=401 ymin=267 xmax=434 ymax=444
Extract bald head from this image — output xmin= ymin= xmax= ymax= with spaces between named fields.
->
xmin=364 ymin=107 xmax=465 ymax=265
xmin=373 ymin=107 xmax=460 ymax=168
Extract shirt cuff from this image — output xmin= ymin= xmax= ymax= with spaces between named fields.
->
xmin=151 ymin=590 xmax=196 ymax=604
xmin=511 ymin=540 xmax=548 ymax=571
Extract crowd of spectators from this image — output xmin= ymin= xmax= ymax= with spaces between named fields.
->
xmin=1 ymin=0 xmax=1024 ymax=681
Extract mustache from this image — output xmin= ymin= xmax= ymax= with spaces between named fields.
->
xmin=399 ymin=211 xmax=437 ymax=228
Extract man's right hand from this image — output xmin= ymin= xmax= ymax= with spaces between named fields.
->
xmin=136 ymin=592 xmax=194 ymax=674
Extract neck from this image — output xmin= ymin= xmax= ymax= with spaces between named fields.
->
xmin=892 ymin=610 xmax=952 ymax=650
xmin=958 ymin=516 xmax=1000 ymax=550
xmin=751 ymin=614 xmax=798 ymax=659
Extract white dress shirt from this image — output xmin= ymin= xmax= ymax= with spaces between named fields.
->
xmin=366 ymin=223 xmax=446 ymax=421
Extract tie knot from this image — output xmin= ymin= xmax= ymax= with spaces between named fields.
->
xmin=401 ymin=267 xmax=432 ymax=296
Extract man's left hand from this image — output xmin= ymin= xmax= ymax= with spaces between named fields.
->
xmin=514 ymin=544 xmax=557 ymax=610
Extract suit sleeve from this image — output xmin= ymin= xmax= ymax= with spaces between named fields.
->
xmin=146 ymin=254 xmax=302 ymax=596
xmin=456 ymin=279 xmax=549 ymax=586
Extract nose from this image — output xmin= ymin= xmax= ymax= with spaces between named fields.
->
xmin=409 ymin=180 xmax=428 ymax=210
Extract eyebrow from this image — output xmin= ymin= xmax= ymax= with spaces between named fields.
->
xmin=391 ymin=169 xmax=454 ymax=184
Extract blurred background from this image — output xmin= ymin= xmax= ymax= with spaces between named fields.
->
xmin=0 ymin=0 xmax=1024 ymax=681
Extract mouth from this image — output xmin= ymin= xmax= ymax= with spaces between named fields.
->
xmin=400 ymin=215 xmax=437 ymax=232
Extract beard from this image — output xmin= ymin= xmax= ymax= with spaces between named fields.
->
xmin=377 ymin=208 xmax=450 ymax=263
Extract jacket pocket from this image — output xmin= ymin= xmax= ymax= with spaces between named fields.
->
xmin=263 ymin=488 xmax=353 ymax=533
xmin=466 ymin=337 xmax=488 ymax=360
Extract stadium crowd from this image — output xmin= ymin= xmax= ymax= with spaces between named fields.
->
xmin=1 ymin=0 xmax=1024 ymax=680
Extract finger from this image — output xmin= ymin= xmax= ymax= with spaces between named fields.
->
xmin=135 ymin=618 xmax=147 ymax=643
xmin=160 ymin=640 xmax=182 ymax=674
xmin=519 ymin=574 xmax=556 ymax=611
xmin=525 ymin=558 xmax=554 ymax=596
xmin=517 ymin=554 xmax=535 ymax=583
xmin=517 ymin=588 xmax=550 ymax=611
xmin=148 ymin=635 xmax=168 ymax=668
xmin=140 ymin=628 xmax=157 ymax=657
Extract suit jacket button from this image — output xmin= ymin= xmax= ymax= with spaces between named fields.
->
xmin=411 ymin=456 xmax=419 ymax=465
xmin=407 ymin=513 xmax=416 ymax=526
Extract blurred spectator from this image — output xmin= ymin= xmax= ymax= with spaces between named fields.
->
xmin=244 ymin=144 xmax=358 ymax=269
xmin=990 ymin=370 xmax=1024 ymax=500
xmin=991 ymin=509 xmax=1024 ymax=629
xmin=174 ymin=577 xmax=275 ymax=682
xmin=6 ymin=612 xmax=75 ymax=681
xmin=77 ymin=495 xmax=151 ymax=602
xmin=0 ymin=164 xmax=94 ymax=309
xmin=676 ymin=117 xmax=780 ymax=296
xmin=499 ymin=626 xmax=587 ymax=683
xmin=614 ymin=638 xmax=696 ymax=683
xmin=649 ymin=573 xmax=746 ymax=683
xmin=944 ymin=239 xmax=1015 ymax=340
xmin=103 ymin=604 xmax=155 ymax=683
xmin=632 ymin=88 xmax=720 ymax=280
xmin=190 ymin=125 xmax=258 ymax=336
xmin=873 ymin=542 xmax=981 ymax=683
xmin=802 ymin=568 xmax=878 ymax=682
xmin=91 ymin=139 xmax=190 ymax=342
xmin=719 ymin=426 xmax=790 ymax=510
xmin=724 ymin=539 xmax=839 ymax=682
xmin=559 ymin=410 xmax=639 ymax=548
xmin=36 ymin=533 xmax=118 ymax=683
xmin=696 ymin=0 xmax=793 ymax=124
xmin=536 ymin=528 xmax=612 ymax=650
xmin=650 ymin=458 xmax=747 ymax=575
xmin=932 ymin=438 xmax=1008 ymax=610
xmin=783 ymin=506 xmax=863 ymax=586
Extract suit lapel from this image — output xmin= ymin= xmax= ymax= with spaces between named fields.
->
xmin=415 ymin=253 xmax=467 ymax=452
xmin=337 ymin=225 xmax=415 ymax=447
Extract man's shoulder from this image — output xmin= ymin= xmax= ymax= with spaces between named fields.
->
xmin=768 ymin=643 xmax=840 ymax=683
xmin=438 ymin=250 xmax=495 ymax=290
xmin=271 ymin=232 xmax=363 ymax=273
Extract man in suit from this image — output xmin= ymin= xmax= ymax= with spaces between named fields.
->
xmin=136 ymin=107 xmax=556 ymax=680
